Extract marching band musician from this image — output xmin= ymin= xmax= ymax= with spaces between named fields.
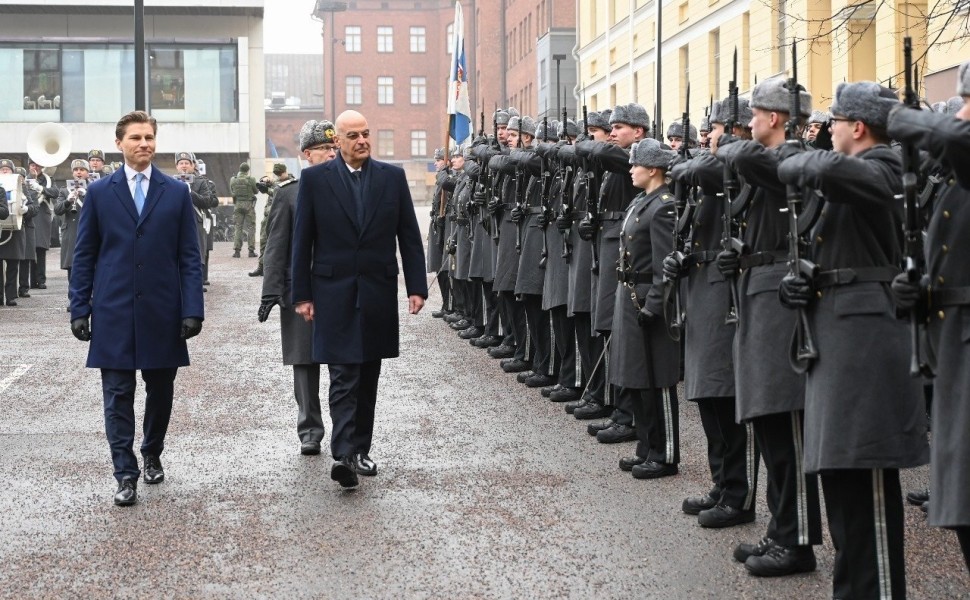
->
xmin=0 ymin=159 xmax=37 ymax=307
xmin=26 ymin=159 xmax=59 ymax=290
xmin=174 ymin=151 xmax=218 ymax=290
xmin=54 ymin=159 xmax=93 ymax=293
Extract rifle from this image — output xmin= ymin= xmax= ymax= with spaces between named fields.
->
xmin=899 ymin=36 xmax=930 ymax=377
xmin=783 ymin=40 xmax=819 ymax=373
xmin=560 ymin=104 xmax=574 ymax=262
xmin=539 ymin=114 xmax=552 ymax=269
xmin=665 ymin=83 xmax=694 ymax=340
xmin=514 ymin=116 xmax=525 ymax=255
xmin=489 ymin=108 xmax=501 ymax=242
xmin=720 ymin=48 xmax=745 ymax=325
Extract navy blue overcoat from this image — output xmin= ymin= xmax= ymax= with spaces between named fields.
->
xmin=69 ymin=166 xmax=205 ymax=369
xmin=290 ymin=154 xmax=427 ymax=364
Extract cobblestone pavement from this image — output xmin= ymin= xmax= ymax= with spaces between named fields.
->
xmin=0 ymin=208 xmax=966 ymax=598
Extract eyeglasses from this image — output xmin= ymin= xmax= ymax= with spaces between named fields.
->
xmin=308 ymin=144 xmax=336 ymax=152
xmin=342 ymin=130 xmax=370 ymax=140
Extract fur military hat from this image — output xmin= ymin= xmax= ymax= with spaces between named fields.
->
xmin=750 ymin=76 xmax=812 ymax=117
xmin=494 ymin=109 xmax=511 ymax=126
xmin=585 ymin=110 xmax=611 ymax=131
xmin=958 ymin=60 xmax=970 ymax=96
xmin=450 ymin=145 xmax=463 ymax=158
xmin=15 ymin=167 xmax=26 ymax=178
xmin=534 ymin=120 xmax=559 ymax=142
xmin=830 ymin=81 xmax=899 ymax=129
xmin=0 ymin=159 xmax=16 ymax=171
xmin=699 ymin=115 xmax=711 ymax=133
xmin=666 ymin=119 xmax=698 ymax=143
xmin=433 ymin=147 xmax=445 ymax=160
xmin=71 ymin=159 xmax=90 ymax=171
xmin=507 ymin=107 xmax=520 ymax=118
xmin=87 ymin=149 xmax=105 ymax=161
xmin=175 ymin=151 xmax=195 ymax=163
xmin=946 ymin=96 xmax=964 ymax=115
xmin=931 ymin=101 xmax=947 ymax=113
xmin=712 ymin=97 xmax=753 ymax=127
xmin=629 ymin=138 xmax=676 ymax=169
xmin=507 ymin=116 xmax=537 ymax=137
xmin=558 ymin=118 xmax=579 ymax=138
xmin=808 ymin=110 xmax=831 ymax=124
xmin=299 ymin=119 xmax=336 ymax=151
xmin=610 ymin=103 xmax=651 ymax=131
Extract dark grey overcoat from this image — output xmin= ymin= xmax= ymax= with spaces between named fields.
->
xmin=560 ymin=148 xmax=594 ymax=317
xmin=54 ymin=187 xmax=80 ymax=269
xmin=490 ymin=154 xmax=521 ymax=293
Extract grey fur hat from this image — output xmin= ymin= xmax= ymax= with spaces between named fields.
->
xmin=433 ymin=147 xmax=445 ymax=160
xmin=946 ymin=96 xmax=964 ymax=115
xmin=931 ymin=101 xmax=947 ymax=113
xmin=494 ymin=109 xmax=511 ymax=126
xmin=666 ymin=119 xmax=698 ymax=143
xmin=830 ymin=81 xmax=899 ymax=129
xmin=958 ymin=60 xmax=970 ymax=96
xmin=586 ymin=110 xmax=612 ymax=131
xmin=450 ymin=145 xmax=463 ymax=158
xmin=70 ymin=159 xmax=90 ymax=171
xmin=507 ymin=107 xmax=520 ymax=118
xmin=750 ymin=76 xmax=812 ymax=117
xmin=507 ymin=116 xmax=537 ymax=137
xmin=558 ymin=118 xmax=579 ymax=138
xmin=808 ymin=110 xmax=831 ymax=124
xmin=175 ymin=151 xmax=195 ymax=163
xmin=629 ymin=138 xmax=676 ymax=169
xmin=711 ymin=97 xmax=753 ymax=127
xmin=299 ymin=119 xmax=336 ymax=151
xmin=610 ymin=103 xmax=651 ymax=131
xmin=534 ymin=120 xmax=557 ymax=142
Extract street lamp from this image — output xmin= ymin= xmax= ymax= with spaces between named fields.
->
xmin=312 ymin=1 xmax=349 ymax=119
xmin=552 ymin=53 xmax=567 ymax=116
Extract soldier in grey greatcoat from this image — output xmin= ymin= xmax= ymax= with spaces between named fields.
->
xmin=174 ymin=152 xmax=219 ymax=291
xmin=888 ymin=64 xmax=970 ymax=572
xmin=665 ymin=119 xmax=698 ymax=153
xmin=54 ymin=160 xmax=92 ymax=285
xmin=466 ymin=136 xmax=502 ymax=348
xmin=777 ymin=82 xmax=929 ymax=599
xmin=15 ymin=166 xmax=37 ymax=299
xmin=427 ymin=148 xmax=451 ymax=318
xmin=713 ymin=82 xmax=822 ymax=575
xmin=446 ymin=149 xmax=479 ymax=336
xmin=258 ymin=119 xmax=338 ymax=455
xmin=25 ymin=160 xmax=58 ymax=289
xmin=0 ymin=159 xmax=36 ymax=306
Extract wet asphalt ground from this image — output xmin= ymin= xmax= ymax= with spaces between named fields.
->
xmin=0 ymin=206 xmax=967 ymax=599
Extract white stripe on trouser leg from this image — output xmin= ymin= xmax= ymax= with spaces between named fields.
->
xmin=524 ymin=318 xmax=531 ymax=356
xmin=663 ymin=387 xmax=674 ymax=462
xmin=548 ymin=312 xmax=556 ymax=376
xmin=873 ymin=468 xmax=892 ymax=600
xmin=791 ymin=411 xmax=809 ymax=545
xmin=574 ymin=335 xmax=582 ymax=388
xmin=482 ymin=288 xmax=488 ymax=328
xmin=604 ymin=344 xmax=612 ymax=405
xmin=742 ymin=421 xmax=756 ymax=510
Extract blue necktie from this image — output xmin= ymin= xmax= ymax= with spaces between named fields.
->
xmin=351 ymin=170 xmax=364 ymax=225
xmin=134 ymin=173 xmax=146 ymax=215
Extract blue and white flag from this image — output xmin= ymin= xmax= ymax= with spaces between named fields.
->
xmin=447 ymin=1 xmax=471 ymax=145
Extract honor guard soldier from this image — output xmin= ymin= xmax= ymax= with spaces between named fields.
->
xmin=229 ymin=162 xmax=258 ymax=258
xmin=666 ymin=119 xmax=699 ymax=152
xmin=25 ymin=159 xmax=59 ymax=290
xmin=777 ymin=81 xmax=929 ymax=599
xmin=174 ymin=152 xmax=219 ymax=290
xmin=445 ymin=146 xmax=478 ymax=335
xmin=0 ymin=159 xmax=37 ymax=306
xmin=888 ymin=60 xmax=970 ymax=573
xmin=428 ymin=147 xmax=451 ymax=318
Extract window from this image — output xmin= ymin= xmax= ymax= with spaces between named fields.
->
xmin=710 ymin=29 xmax=721 ymax=97
xmin=346 ymin=75 xmax=362 ymax=105
xmin=23 ymin=48 xmax=61 ymax=112
xmin=377 ymin=26 xmax=393 ymax=53
xmin=410 ymin=26 xmax=426 ymax=53
xmin=345 ymin=26 xmax=362 ymax=53
xmin=775 ymin=0 xmax=787 ymax=72
xmin=410 ymin=76 xmax=426 ymax=104
xmin=377 ymin=129 xmax=394 ymax=156
xmin=411 ymin=130 xmax=427 ymax=156
xmin=378 ymin=76 xmax=394 ymax=104
xmin=149 ymin=48 xmax=185 ymax=109
xmin=446 ymin=23 xmax=454 ymax=54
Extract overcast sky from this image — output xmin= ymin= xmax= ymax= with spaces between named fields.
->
xmin=264 ymin=0 xmax=326 ymax=54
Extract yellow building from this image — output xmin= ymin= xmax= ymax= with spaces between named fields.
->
xmin=575 ymin=0 xmax=969 ymax=130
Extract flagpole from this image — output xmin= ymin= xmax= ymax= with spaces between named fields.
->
xmin=439 ymin=77 xmax=451 ymax=218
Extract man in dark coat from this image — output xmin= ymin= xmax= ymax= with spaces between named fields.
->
xmin=0 ymin=159 xmax=37 ymax=306
xmin=777 ymin=82 xmax=929 ymax=599
xmin=54 ymin=160 xmax=90 ymax=294
xmin=69 ymin=110 xmax=205 ymax=507
xmin=427 ymin=148 xmax=451 ymax=317
xmin=291 ymin=110 xmax=428 ymax=489
xmin=259 ymin=119 xmax=338 ymax=456
xmin=175 ymin=152 xmax=218 ymax=291
xmin=26 ymin=160 xmax=58 ymax=289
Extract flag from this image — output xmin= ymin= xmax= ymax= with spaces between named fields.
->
xmin=447 ymin=1 xmax=471 ymax=145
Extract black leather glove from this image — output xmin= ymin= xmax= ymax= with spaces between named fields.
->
xmin=510 ymin=205 xmax=524 ymax=223
xmin=487 ymin=197 xmax=502 ymax=215
xmin=536 ymin=209 xmax=550 ymax=227
xmin=778 ymin=275 xmax=813 ymax=309
xmin=717 ymin=133 xmax=739 ymax=149
xmin=258 ymin=296 xmax=281 ymax=322
xmin=775 ymin=140 xmax=804 ymax=163
xmin=577 ymin=217 xmax=597 ymax=241
xmin=71 ymin=316 xmax=91 ymax=342
xmin=669 ymin=161 xmax=691 ymax=184
xmin=555 ymin=211 xmax=573 ymax=232
xmin=637 ymin=306 xmax=656 ymax=328
xmin=446 ymin=237 xmax=457 ymax=255
xmin=180 ymin=317 xmax=203 ymax=340
xmin=716 ymin=249 xmax=740 ymax=279
xmin=662 ymin=253 xmax=686 ymax=281
xmin=890 ymin=272 xmax=924 ymax=311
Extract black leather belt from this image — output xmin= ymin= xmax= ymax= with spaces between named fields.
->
xmin=739 ymin=250 xmax=787 ymax=270
xmin=617 ymin=269 xmax=652 ymax=285
xmin=685 ymin=250 xmax=719 ymax=267
xmin=931 ymin=286 xmax=970 ymax=308
xmin=598 ymin=210 xmax=625 ymax=221
xmin=814 ymin=266 xmax=899 ymax=288
xmin=501 ymin=202 xmax=516 ymax=210
xmin=455 ymin=218 xmax=470 ymax=225
xmin=525 ymin=206 xmax=545 ymax=215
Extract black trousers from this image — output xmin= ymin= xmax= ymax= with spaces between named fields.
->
xmin=482 ymin=280 xmax=500 ymax=337
xmin=468 ymin=278 xmax=484 ymax=328
xmin=437 ymin=272 xmax=451 ymax=311
xmin=2 ymin=258 xmax=18 ymax=303
xmin=327 ymin=360 xmax=381 ymax=460
xmin=448 ymin=275 xmax=464 ymax=315
xmin=574 ymin=312 xmax=603 ymax=402
xmin=499 ymin=291 xmax=529 ymax=361
xmin=293 ymin=364 xmax=324 ymax=443
xmin=31 ymin=248 xmax=46 ymax=286
xmin=696 ymin=397 xmax=759 ymax=510
xmin=522 ymin=293 xmax=554 ymax=377
xmin=751 ymin=410 xmax=822 ymax=547
xmin=551 ymin=305 xmax=579 ymax=389
xmin=203 ymin=250 xmax=210 ymax=284
xmin=101 ymin=368 xmax=178 ymax=482
xmin=956 ymin=527 xmax=970 ymax=573
xmin=821 ymin=468 xmax=906 ymax=600
xmin=18 ymin=258 xmax=32 ymax=292
xmin=630 ymin=386 xmax=679 ymax=463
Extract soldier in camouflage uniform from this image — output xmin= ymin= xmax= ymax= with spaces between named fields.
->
xmin=229 ymin=162 xmax=258 ymax=258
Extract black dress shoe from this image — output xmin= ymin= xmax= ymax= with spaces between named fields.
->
xmin=143 ymin=455 xmax=164 ymax=484
xmin=18 ymin=290 xmax=30 ymax=298
xmin=619 ymin=455 xmax=646 ymax=472
xmin=34 ymin=283 xmax=47 ymax=289
xmin=449 ymin=319 xmax=473 ymax=331
xmin=516 ymin=370 xmax=535 ymax=383
xmin=443 ymin=312 xmax=465 ymax=324
xmin=682 ymin=492 xmax=719 ymax=515
xmin=541 ymin=384 xmax=561 ymax=397
xmin=501 ymin=359 xmax=532 ymax=373
xmin=574 ymin=402 xmax=612 ymax=420
xmin=586 ymin=419 xmax=614 ymax=436
xmin=596 ymin=422 xmax=637 ymax=444
xmin=6 ymin=300 xmax=16 ymax=306
xmin=745 ymin=544 xmax=817 ymax=577
xmin=735 ymin=537 xmax=776 ymax=563
xmin=906 ymin=488 xmax=929 ymax=506
xmin=458 ymin=326 xmax=484 ymax=339
xmin=488 ymin=344 xmax=516 ymax=359
xmin=431 ymin=309 xmax=447 ymax=319
xmin=564 ymin=398 xmax=587 ymax=414
xmin=471 ymin=335 xmax=503 ymax=348
xmin=631 ymin=460 xmax=679 ymax=479
xmin=300 ymin=440 xmax=321 ymax=455
xmin=331 ymin=458 xmax=359 ymax=489
xmin=698 ymin=504 xmax=755 ymax=528
xmin=524 ymin=374 xmax=556 ymax=388
xmin=114 ymin=477 xmax=138 ymax=506
xmin=920 ymin=501 xmax=929 ymax=514
xmin=549 ymin=387 xmax=581 ymax=402
xmin=351 ymin=453 xmax=378 ymax=476
xmin=203 ymin=280 xmax=211 ymax=286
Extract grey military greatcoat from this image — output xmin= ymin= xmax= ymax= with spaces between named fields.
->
xmin=539 ymin=144 xmax=571 ymax=311
xmin=514 ymin=150 xmax=546 ymax=297
xmin=54 ymin=187 xmax=81 ymax=269
xmin=426 ymin=168 xmax=448 ymax=273
xmin=559 ymin=147 xmax=595 ymax=317
xmin=490 ymin=153 xmax=522 ymax=293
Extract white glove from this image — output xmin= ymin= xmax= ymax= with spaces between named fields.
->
xmin=17 ymin=204 xmax=29 ymax=215
xmin=28 ymin=180 xmax=43 ymax=193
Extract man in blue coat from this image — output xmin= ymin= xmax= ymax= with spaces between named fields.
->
xmin=291 ymin=110 xmax=428 ymax=489
xmin=69 ymin=110 xmax=205 ymax=507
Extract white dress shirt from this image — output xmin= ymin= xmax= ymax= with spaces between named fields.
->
xmin=123 ymin=164 xmax=152 ymax=199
